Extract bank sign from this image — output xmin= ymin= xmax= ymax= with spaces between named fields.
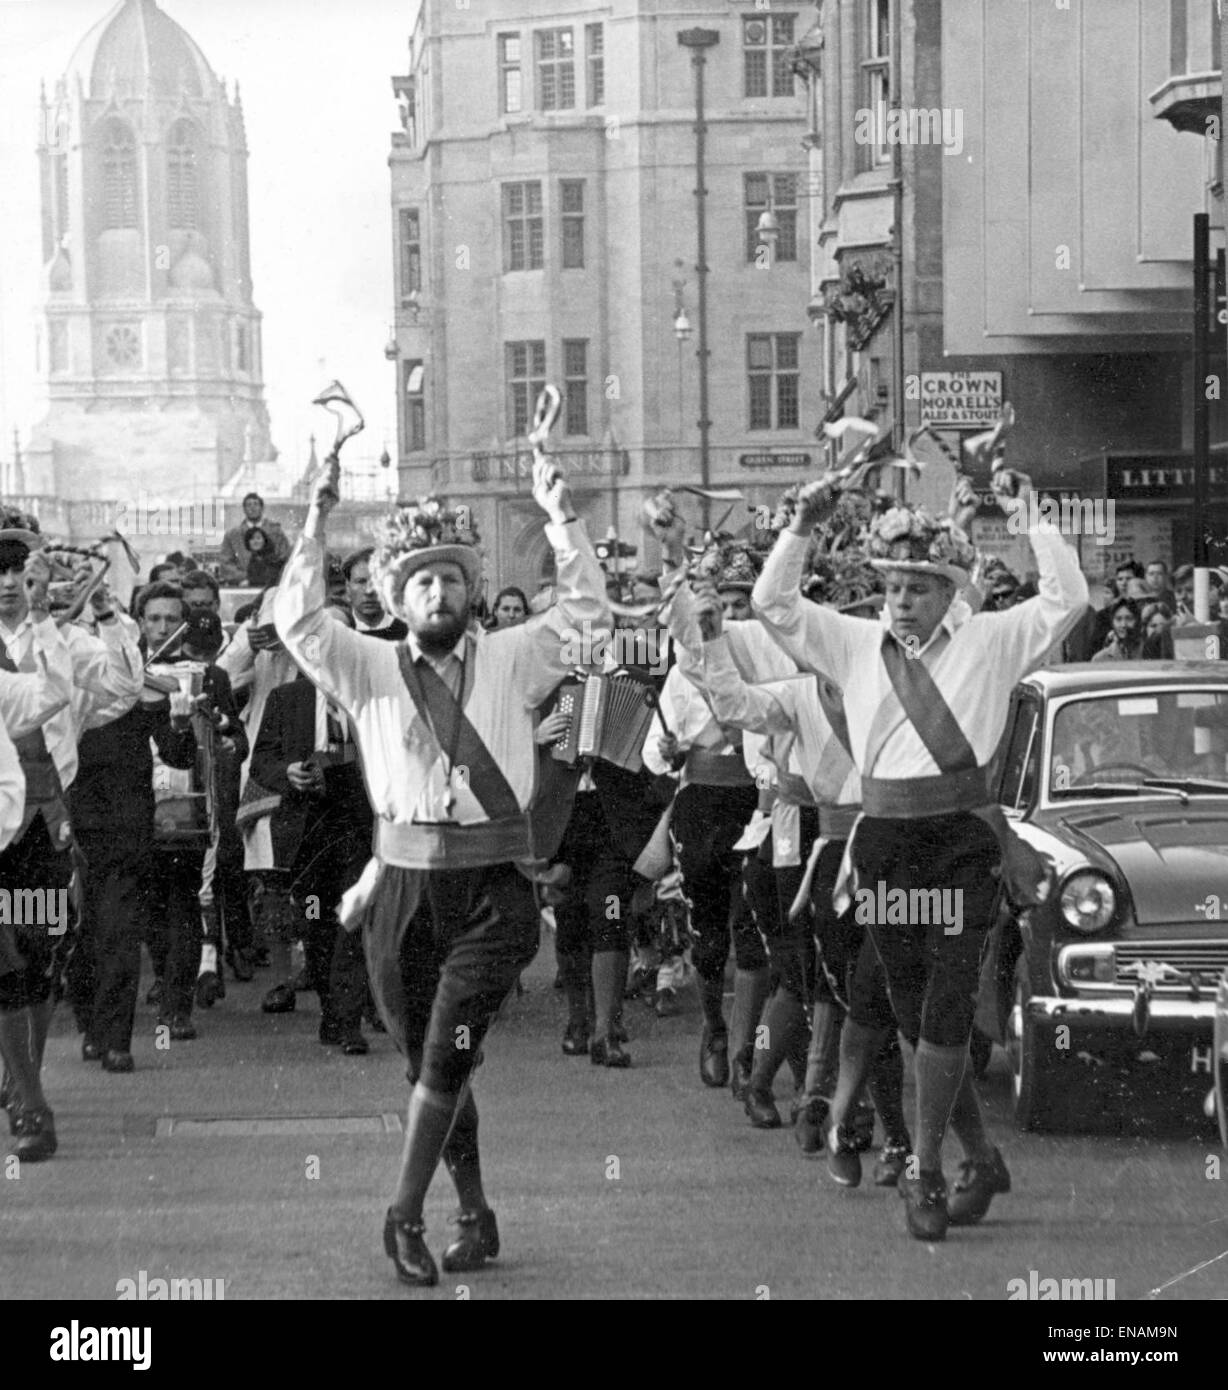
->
xmin=919 ymin=371 xmax=1003 ymax=428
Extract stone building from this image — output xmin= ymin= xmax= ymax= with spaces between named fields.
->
xmin=388 ymin=0 xmax=815 ymax=595
xmin=25 ymin=0 xmax=274 ymax=512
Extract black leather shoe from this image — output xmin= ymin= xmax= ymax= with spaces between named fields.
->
xmin=15 ymin=1107 xmax=57 ymax=1162
xmin=700 ymin=1028 xmax=730 ymax=1088
xmin=102 ymin=1050 xmax=135 ymax=1074
xmin=383 ymin=1210 xmax=438 ymax=1286
xmin=900 ymin=1168 xmax=949 ymax=1241
xmin=873 ymin=1140 xmax=910 ymax=1188
xmin=340 ymin=1032 xmax=369 ymax=1056
xmin=230 ymin=950 xmax=255 ymax=983
xmin=730 ymin=1049 xmax=753 ymax=1102
xmin=441 ymin=1208 xmax=500 ymax=1273
xmin=561 ymin=1022 xmax=590 ymax=1056
xmin=947 ymin=1147 xmax=1011 ymax=1227
xmin=169 ymin=1015 xmax=197 ymax=1042
xmin=319 ymin=1018 xmax=343 ymax=1045
xmin=591 ymin=1036 xmax=631 ymax=1068
xmin=851 ymin=1100 xmax=876 ymax=1152
xmin=81 ymin=1038 xmax=102 ymax=1062
xmin=826 ymin=1122 xmax=862 ymax=1187
xmin=744 ymin=1086 xmax=782 ymax=1129
xmin=195 ymin=971 xmax=224 ymax=1009
xmin=262 ymin=983 xmax=296 ymax=1014
xmin=794 ymin=1097 xmax=828 ymax=1157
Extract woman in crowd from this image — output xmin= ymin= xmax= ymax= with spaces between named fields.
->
xmin=487 ymin=586 xmax=529 ymax=630
xmin=1092 ymin=597 xmax=1144 ymax=662
xmin=244 ymin=528 xmax=284 ymax=589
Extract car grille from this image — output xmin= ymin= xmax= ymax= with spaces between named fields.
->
xmin=1113 ymin=941 xmax=1228 ymax=993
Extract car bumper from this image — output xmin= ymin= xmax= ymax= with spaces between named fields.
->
xmin=1026 ymin=995 xmax=1216 ymax=1031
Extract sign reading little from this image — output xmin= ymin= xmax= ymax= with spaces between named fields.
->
xmin=918 ymin=372 xmax=1002 ymax=427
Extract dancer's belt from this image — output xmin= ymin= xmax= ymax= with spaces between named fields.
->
xmin=817 ymin=803 xmax=861 ymax=838
xmin=683 ymin=749 xmax=754 ymax=788
xmin=376 ymin=814 xmax=533 ymax=870
xmin=860 ymin=766 xmax=991 ymax=820
xmin=776 ymin=771 xmax=817 ymax=808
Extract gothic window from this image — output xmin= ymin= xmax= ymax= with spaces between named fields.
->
xmin=102 ymin=121 xmax=138 ymax=230
xmin=167 ymin=121 xmax=199 ymax=230
xmin=55 ymin=153 xmax=69 ymax=241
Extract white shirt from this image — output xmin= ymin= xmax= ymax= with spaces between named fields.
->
xmin=0 ymin=720 xmax=22 ymax=852
xmin=0 ymin=611 xmax=140 ymax=788
xmin=273 ymin=525 xmax=609 ymax=826
xmin=753 ymin=524 xmax=1088 ymax=780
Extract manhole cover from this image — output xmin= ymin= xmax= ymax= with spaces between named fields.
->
xmin=133 ymin=1113 xmax=404 ymax=1138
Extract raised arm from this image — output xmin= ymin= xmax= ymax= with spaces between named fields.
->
xmin=699 ymin=633 xmax=796 ymax=737
xmin=272 ymin=458 xmax=387 ymax=715
xmin=0 ymin=722 xmax=23 ymax=853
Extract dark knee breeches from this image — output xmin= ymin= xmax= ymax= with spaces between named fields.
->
xmin=553 ymin=791 xmax=635 ymax=957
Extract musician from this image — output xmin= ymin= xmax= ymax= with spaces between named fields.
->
xmin=142 ymin=591 xmax=245 ymax=1040
xmin=249 ymin=611 xmax=373 ymax=1055
xmin=642 ymin=545 xmax=770 ymax=1095
xmin=754 ymin=473 xmax=1086 ymax=1240
xmin=0 ymin=510 xmax=143 ymax=1160
xmin=273 ymin=452 xmax=609 ymax=1286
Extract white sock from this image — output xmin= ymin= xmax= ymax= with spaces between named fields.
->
xmin=198 ymin=943 xmax=218 ymax=977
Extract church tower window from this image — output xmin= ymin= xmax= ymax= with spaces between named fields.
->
xmin=167 ymin=121 xmax=199 ymax=230
xmin=102 ymin=121 xmax=139 ymax=230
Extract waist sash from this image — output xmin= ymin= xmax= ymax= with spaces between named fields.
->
xmin=860 ymin=766 xmax=991 ymax=820
xmin=376 ymin=815 xmax=533 ymax=871
xmin=776 ymin=770 xmax=817 ymax=807
xmin=684 ymin=748 xmax=754 ymax=788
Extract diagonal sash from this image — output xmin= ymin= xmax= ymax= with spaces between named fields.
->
xmin=877 ymin=631 xmax=978 ymax=774
xmin=395 ymin=642 xmax=521 ymax=821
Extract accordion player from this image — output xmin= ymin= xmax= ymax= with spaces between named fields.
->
xmin=549 ymin=667 xmax=661 ymax=774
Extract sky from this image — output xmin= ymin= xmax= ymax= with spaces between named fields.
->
xmin=0 ymin=0 xmax=418 ymax=485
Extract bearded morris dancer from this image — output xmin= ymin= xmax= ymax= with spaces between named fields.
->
xmin=274 ymin=452 xmax=609 ymax=1286
xmin=754 ymin=471 xmax=1085 ymax=1239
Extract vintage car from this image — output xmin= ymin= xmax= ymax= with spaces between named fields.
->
xmin=974 ymin=662 xmax=1228 ymax=1132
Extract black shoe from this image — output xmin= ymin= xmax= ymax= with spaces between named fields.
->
xmin=700 ymin=1027 xmax=730 ymax=1088
xmin=340 ymin=1031 xmax=369 ymax=1057
xmin=899 ymin=1167 xmax=949 ymax=1241
xmin=730 ymin=1049 xmax=753 ymax=1103
xmin=319 ymin=1018 xmax=343 ymax=1045
xmin=744 ymin=1087 xmax=782 ymax=1129
xmin=81 ymin=1038 xmax=102 ymax=1062
xmin=591 ymin=1036 xmax=631 ymax=1069
xmin=102 ymin=1050 xmax=135 ymax=1074
xmin=873 ymin=1140 xmax=911 ymax=1188
xmin=195 ymin=971 xmax=224 ymax=1009
xmin=262 ymin=983 xmax=296 ymax=1014
xmin=826 ymin=1122 xmax=862 ymax=1187
xmin=561 ymin=1022 xmax=590 ymax=1056
xmin=441 ymin=1208 xmax=499 ymax=1274
xmin=145 ymin=978 xmax=163 ymax=1007
xmin=947 ymin=1147 xmax=1011 ymax=1227
xmin=230 ymin=950 xmax=255 ymax=983
xmin=383 ymin=1210 xmax=438 ymax=1287
xmin=794 ymin=1097 xmax=828 ymax=1158
xmin=14 ymin=1107 xmax=57 ymax=1162
xmin=169 ymin=1015 xmax=197 ymax=1042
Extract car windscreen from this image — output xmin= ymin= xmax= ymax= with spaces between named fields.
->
xmin=1049 ymin=689 xmax=1228 ymax=794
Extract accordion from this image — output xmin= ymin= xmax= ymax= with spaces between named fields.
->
xmin=550 ymin=671 xmax=659 ymax=774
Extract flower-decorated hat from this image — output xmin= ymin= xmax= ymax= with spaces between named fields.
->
xmin=370 ymin=497 xmax=482 ymax=614
xmin=0 ymin=503 xmax=43 ymax=550
xmin=866 ymin=503 xmax=975 ymax=588
xmin=801 ymin=550 xmax=884 ymax=611
xmin=689 ymin=534 xmax=763 ymax=593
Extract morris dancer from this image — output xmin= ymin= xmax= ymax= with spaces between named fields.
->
xmin=274 ymin=451 xmax=608 ymax=1286
xmin=754 ymin=470 xmax=1085 ymax=1239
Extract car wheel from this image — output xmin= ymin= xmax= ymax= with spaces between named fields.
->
xmin=1006 ymin=956 xmax=1057 ymax=1132
xmin=969 ymin=1027 xmax=993 ymax=1079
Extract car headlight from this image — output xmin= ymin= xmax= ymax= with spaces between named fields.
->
xmin=1059 ymin=871 xmax=1117 ymax=933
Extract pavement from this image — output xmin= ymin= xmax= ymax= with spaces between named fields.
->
xmin=4 ymin=931 xmax=1227 ymax=1301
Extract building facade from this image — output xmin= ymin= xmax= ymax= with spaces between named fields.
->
xmin=25 ymin=0 xmax=274 ymax=510
xmin=388 ymin=0 xmax=817 ymax=594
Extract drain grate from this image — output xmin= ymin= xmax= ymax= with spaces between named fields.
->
xmin=125 ymin=1113 xmax=404 ymax=1138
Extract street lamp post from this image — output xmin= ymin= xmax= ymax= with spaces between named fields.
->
xmin=679 ymin=27 xmax=720 ymax=532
